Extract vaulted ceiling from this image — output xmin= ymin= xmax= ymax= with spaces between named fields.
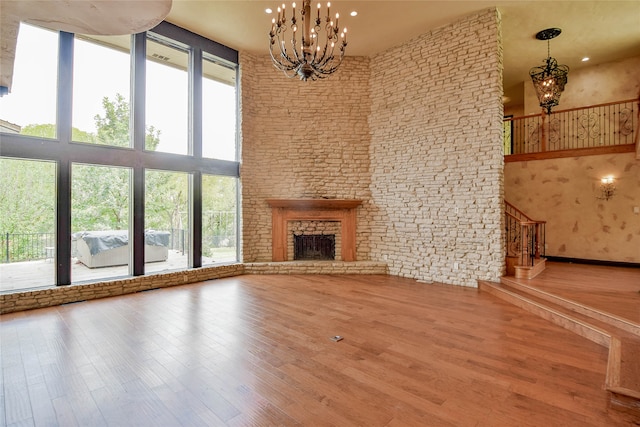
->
xmin=166 ymin=1 xmax=640 ymax=107
xmin=2 ymin=1 xmax=639 ymax=108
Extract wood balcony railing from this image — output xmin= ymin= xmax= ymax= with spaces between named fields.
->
xmin=505 ymin=201 xmax=545 ymax=267
xmin=504 ymin=98 xmax=639 ymax=160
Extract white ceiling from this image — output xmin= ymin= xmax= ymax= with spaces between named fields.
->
xmin=1 ymin=1 xmax=638 ymax=106
xmin=166 ymin=0 xmax=640 ymax=107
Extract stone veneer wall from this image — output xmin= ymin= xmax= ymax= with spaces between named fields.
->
xmin=368 ymin=9 xmax=505 ymax=286
xmin=240 ymin=9 xmax=504 ymax=285
xmin=505 ymin=152 xmax=640 ymax=263
xmin=239 ymin=54 xmax=373 ymax=262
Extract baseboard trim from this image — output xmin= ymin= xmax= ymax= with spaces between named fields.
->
xmin=546 ymin=257 xmax=640 ymax=269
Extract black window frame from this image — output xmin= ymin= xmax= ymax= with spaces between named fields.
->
xmin=0 ymin=21 xmax=240 ymax=285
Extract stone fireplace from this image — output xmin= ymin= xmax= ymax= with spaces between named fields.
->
xmin=266 ymin=199 xmax=362 ymax=261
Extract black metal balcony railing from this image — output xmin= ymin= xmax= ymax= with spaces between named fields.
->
xmin=504 ymin=98 xmax=638 ymax=155
xmin=1 ymin=232 xmax=55 ymax=263
xmin=1 ymin=229 xmax=237 ymax=264
xmin=1 ymin=211 xmax=237 ymax=263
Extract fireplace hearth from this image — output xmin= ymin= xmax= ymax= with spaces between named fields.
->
xmin=294 ymin=234 xmax=336 ymax=260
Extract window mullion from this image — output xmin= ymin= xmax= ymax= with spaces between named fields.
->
xmin=55 ymin=31 xmax=74 ymax=285
xmin=131 ymin=32 xmax=146 ymax=276
xmin=189 ymin=47 xmax=203 ymax=267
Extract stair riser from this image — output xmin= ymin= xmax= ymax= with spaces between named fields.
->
xmin=501 ymin=277 xmax=640 ymax=337
xmin=480 ymin=281 xmax=640 ymax=415
xmin=513 ymin=259 xmax=546 ymax=279
xmin=608 ymin=392 xmax=640 ymax=418
xmin=479 ymin=282 xmax=611 ymax=347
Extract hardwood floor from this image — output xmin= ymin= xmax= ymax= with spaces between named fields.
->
xmin=2 ymin=274 xmax=639 ymax=426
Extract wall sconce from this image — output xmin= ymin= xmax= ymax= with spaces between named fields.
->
xmin=598 ymin=176 xmax=616 ymax=201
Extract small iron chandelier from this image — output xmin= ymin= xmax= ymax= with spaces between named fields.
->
xmin=529 ymin=28 xmax=569 ymax=114
xmin=269 ymin=1 xmax=348 ymax=81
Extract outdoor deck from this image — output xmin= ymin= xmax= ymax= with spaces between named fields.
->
xmin=0 ymin=250 xmax=236 ymax=293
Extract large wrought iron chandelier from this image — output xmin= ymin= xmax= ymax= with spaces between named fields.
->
xmin=529 ymin=28 xmax=569 ymax=114
xmin=269 ymin=1 xmax=348 ymax=81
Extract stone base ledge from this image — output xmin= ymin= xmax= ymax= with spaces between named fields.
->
xmin=0 ymin=261 xmax=388 ymax=314
xmin=244 ymin=261 xmax=389 ymax=275
xmin=0 ymin=263 xmax=244 ymax=315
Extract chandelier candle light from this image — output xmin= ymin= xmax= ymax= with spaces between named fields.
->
xmin=529 ymin=28 xmax=569 ymax=114
xmin=269 ymin=1 xmax=348 ymax=80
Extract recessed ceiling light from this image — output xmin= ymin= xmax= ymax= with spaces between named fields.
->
xmin=581 ymin=57 xmax=590 ymax=62
xmin=265 ymin=8 xmax=273 ymax=14
xmin=350 ymin=11 xmax=357 ymax=17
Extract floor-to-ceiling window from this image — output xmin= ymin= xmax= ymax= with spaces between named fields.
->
xmin=0 ymin=23 xmax=58 ymax=138
xmin=202 ymin=54 xmax=237 ymax=161
xmin=146 ymin=37 xmax=190 ymax=155
xmin=72 ymin=34 xmax=132 ymax=146
xmin=202 ymin=174 xmax=237 ymax=265
xmin=71 ymin=163 xmax=132 ymax=282
xmin=145 ymin=169 xmax=189 ymax=274
xmin=0 ymin=22 xmax=239 ymax=292
xmin=0 ymin=158 xmax=56 ymax=291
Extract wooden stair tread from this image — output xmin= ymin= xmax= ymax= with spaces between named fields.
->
xmin=479 ymin=279 xmax=640 ymax=412
xmin=481 ymin=280 xmax=617 ymax=345
xmin=501 ymin=275 xmax=640 ymax=337
xmin=512 ymin=257 xmax=546 ymax=269
xmin=513 ymin=258 xmax=547 ymax=279
xmin=491 ymin=277 xmax=639 ymax=342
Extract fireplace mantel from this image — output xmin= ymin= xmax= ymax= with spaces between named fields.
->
xmin=266 ymin=199 xmax=362 ymax=210
xmin=266 ymin=199 xmax=362 ymax=262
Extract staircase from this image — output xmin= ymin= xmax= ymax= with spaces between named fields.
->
xmin=505 ymin=201 xmax=546 ymax=279
xmin=479 ymin=276 xmax=640 ymax=417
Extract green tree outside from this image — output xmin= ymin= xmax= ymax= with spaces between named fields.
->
xmin=71 ymin=94 xmax=161 ymax=232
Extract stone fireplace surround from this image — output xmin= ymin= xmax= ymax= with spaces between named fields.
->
xmin=266 ymin=199 xmax=362 ymax=262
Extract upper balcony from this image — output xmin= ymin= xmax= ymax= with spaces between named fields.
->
xmin=504 ymin=98 xmax=639 ymax=162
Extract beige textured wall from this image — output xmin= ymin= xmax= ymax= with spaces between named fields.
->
xmin=505 ymin=152 xmax=640 ymax=263
xmin=510 ymin=53 xmax=640 ymax=263
xmin=524 ymin=55 xmax=640 ymax=114
xmin=367 ymin=9 xmax=505 ymax=286
xmin=239 ymin=55 xmax=373 ymax=262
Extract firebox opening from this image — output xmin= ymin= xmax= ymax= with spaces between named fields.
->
xmin=293 ymin=234 xmax=336 ymax=260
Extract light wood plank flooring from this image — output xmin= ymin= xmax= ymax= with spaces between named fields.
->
xmin=2 ymin=274 xmax=639 ymax=426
